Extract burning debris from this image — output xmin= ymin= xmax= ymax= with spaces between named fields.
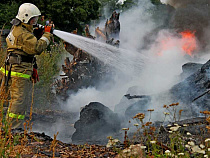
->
xmin=95 ymin=11 xmax=120 ymax=47
xmin=165 ymin=0 xmax=210 ymax=52
xmin=180 ymin=30 xmax=197 ymax=56
xmin=50 ymin=1 xmax=210 ymax=150
xmin=2 ymin=0 xmax=210 ymax=157
xmin=53 ymin=31 xmax=105 ymax=99
xmin=54 ymin=12 xmax=121 ymax=99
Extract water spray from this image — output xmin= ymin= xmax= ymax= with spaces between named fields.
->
xmin=53 ymin=29 xmax=147 ymax=75
xmin=35 ymin=23 xmax=147 ymax=75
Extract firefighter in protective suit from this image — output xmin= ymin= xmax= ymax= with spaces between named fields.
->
xmin=0 ymin=3 xmax=52 ymax=128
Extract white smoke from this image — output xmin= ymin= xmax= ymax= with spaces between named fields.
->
xmin=62 ymin=0 xmax=209 ymax=122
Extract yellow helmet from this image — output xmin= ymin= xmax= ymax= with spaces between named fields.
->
xmin=16 ymin=3 xmax=41 ymax=23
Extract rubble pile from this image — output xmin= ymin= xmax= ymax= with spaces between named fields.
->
xmin=157 ymin=117 xmax=209 ymax=144
xmin=114 ymin=60 xmax=210 ymax=118
xmin=170 ymin=60 xmax=210 ymax=112
xmin=54 ymin=12 xmax=121 ymax=100
xmin=8 ymin=128 xmax=118 ymax=158
xmin=72 ymin=102 xmax=121 ymax=144
xmin=5 ymin=108 xmax=208 ymax=157
xmin=95 ymin=11 xmax=120 ymax=46
xmin=53 ymin=51 xmax=109 ymax=100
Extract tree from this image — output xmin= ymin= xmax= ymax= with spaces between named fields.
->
xmin=42 ymin=0 xmax=100 ymax=32
xmin=0 ymin=0 xmax=100 ymax=32
xmin=122 ymin=0 xmax=138 ymax=10
xmin=151 ymin=0 xmax=162 ymax=5
xmin=0 ymin=1 xmax=19 ymax=29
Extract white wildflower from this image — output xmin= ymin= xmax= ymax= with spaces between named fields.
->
xmin=167 ymin=124 xmax=172 ymax=127
xmin=136 ymin=144 xmax=141 ymax=147
xmin=191 ymin=145 xmax=205 ymax=154
xmin=165 ymin=150 xmax=171 ymax=155
xmin=178 ymin=153 xmax=184 ymax=156
xmin=150 ymin=141 xmax=156 ymax=144
xmin=170 ymin=126 xmax=180 ymax=132
xmin=140 ymin=146 xmax=146 ymax=149
xmin=208 ymin=148 xmax=210 ymax=152
xmin=106 ymin=143 xmax=111 ymax=148
xmin=185 ymin=144 xmax=190 ymax=148
xmin=205 ymin=138 xmax=210 ymax=142
xmin=204 ymin=155 xmax=208 ymax=158
xmin=133 ymin=151 xmax=138 ymax=155
xmin=187 ymin=132 xmax=192 ymax=136
xmin=164 ymin=112 xmax=170 ymax=115
xmin=200 ymin=150 xmax=205 ymax=154
xmin=174 ymin=123 xmax=179 ymax=126
xmin=183 ymin=124 xmax=188 ymax=127
xmin=106 ymin=139 xmax=120 ymax=148
xmin=113 ymin=139 xmax=120 ymax=143
xmin=188 ymin=141 xmax=195 ymax=146
xmin=129 ymin=145 xmax=135 ymax=149
xmin=200 ymin=144 xmax=205 ymax=149
xmin=123 ymin=149 xmax=131 ymax=153
xmin=169 ymin=131 xmax=173 ymax=133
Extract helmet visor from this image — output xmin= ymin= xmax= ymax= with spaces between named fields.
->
xmin=30 ymin=16 xmax=39 ymax=25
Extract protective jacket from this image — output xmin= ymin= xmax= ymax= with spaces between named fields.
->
xmin=7 ymin=22 xmax=50 ymax=56
xmin=2 ymin=22 xmax=51 ymax=77
xmin=0 ymin=22 xmax=52 ymax=128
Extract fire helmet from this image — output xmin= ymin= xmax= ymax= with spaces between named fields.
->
xmin=16 ymin=3 xmax=41 ymax=24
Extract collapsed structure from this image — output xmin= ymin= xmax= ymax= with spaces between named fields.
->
xmin=54 ymin=11 xmax=120 ymax=99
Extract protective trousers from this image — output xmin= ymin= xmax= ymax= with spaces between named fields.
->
xmin=0 ymin=62 xmax=32 ymax=129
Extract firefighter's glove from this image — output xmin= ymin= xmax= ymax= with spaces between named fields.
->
xmin=32 ymin=68 xmax=39 ymax=83
xmin=44 ymin=26 xmax=54 ymax=34
xmin=34 ymin=24 xmax=45 ymax=30
xmin=33 ymin=24 xmax=45 ymax=39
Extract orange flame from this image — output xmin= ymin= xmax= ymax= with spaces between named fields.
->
xmin=180 ymin=31 xmax=197 ymax=56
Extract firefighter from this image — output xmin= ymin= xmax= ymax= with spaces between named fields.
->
xmin=0 ymin=3 xmax=53 ymax=128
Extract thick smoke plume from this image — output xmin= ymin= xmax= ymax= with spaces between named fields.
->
xmin=32 ymin=0 xmax=210 ymax=144
xmin=161 ymin=0 xmax=210 ymax=51
xmin=62 ymin=0 xmax=210 ymax=130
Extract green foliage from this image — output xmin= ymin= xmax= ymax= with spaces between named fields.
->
xmin=99 ymin=0 xmax=121 ymax=12
xmin=0 ymin=0 xmax=100 ymax=32
xmin=47 ymin=0 xmax=100 ymax=32
xmin=151 ymin=0 xmax=162 ymax=5
xmin=0 ymin=2 xmax=19 ymax=29
xmin=0 ymin=0 xmax=163 ymax=31
xmin=34 ymin=43 xmax=66 ymax=109
xmin=122 ymin=0 xmax=138 ymax=10
xmin=97 ymin=0 xmax=138 ymax=20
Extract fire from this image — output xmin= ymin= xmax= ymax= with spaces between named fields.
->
xmin=180 ymin=31 xmax=197 ymax=56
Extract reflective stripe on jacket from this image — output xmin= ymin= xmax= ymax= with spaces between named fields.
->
xmin=8 ymin=112 xmax=25 ymax=120
xmin=7 ymin=108 xmax=25 ymax=120
xmin=0 ymin=67 xmax=31 ymax=79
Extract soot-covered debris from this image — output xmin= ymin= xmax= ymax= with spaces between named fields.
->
xmin=8 ymin=128 xmax=119 ymax=158
xmin=72 ymin=102 xmax=121 ymax=145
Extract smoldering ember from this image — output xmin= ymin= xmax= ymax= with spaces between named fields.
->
xmin=0 ymin=0 xmax=210 ymax=157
